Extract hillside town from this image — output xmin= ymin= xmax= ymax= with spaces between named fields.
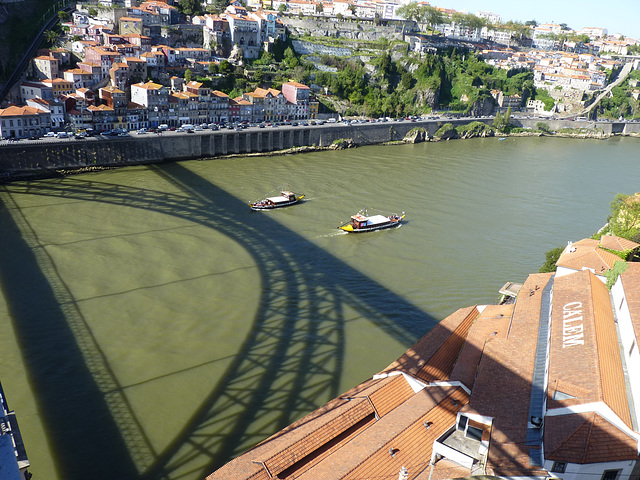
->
xmin=0 ymin=0 xmax=639 ymax=139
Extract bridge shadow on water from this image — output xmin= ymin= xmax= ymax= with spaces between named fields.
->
xmin=0 ymin=162 xmax=440 ymax=480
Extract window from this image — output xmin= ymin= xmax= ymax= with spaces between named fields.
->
xmin=457 ymin=415 xmax=467 ymax=431
xmin=551 ymin=462 xmax=567 ymax=473
xmin=466 ymin=426 xmax=483 ymax=441
xmin=601 ymin=470 xmax=621 ymax=480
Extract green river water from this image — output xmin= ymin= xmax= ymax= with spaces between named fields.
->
xmin=0 ymin=136 xmax=639 ymax=480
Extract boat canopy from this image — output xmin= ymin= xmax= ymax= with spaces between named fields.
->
xmin=266 ymin=196 xmax=290 ymax=204
xmin=367 ymin=215 xmax=391 ymax=224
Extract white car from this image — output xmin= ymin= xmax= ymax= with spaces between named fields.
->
xmin=44 ymin=132 xmax=56 ymax=137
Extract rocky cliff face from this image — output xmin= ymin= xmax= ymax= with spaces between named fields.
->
xmin=414 ymin=87 xmax=440 ymax=109
xmin=468 ymin=97 xmax=496 ymax=116
xmin=282 ymin=17 xmax=404 ymax=42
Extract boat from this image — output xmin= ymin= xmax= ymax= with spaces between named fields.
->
xmin=250 ymin=190 xmax=304 ymax=210
xmin=338 ymin=211 xmax=405 ymax=233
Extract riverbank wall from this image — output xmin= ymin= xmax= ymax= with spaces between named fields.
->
xmin=0 ymin=118 xmax=638 ymax=179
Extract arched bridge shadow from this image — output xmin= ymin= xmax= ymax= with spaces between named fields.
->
xmin=0 ymin=162 xmax=439 ymax=480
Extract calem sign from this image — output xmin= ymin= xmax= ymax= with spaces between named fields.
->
xmin=563 ymin=301 xmax=584 ymax=348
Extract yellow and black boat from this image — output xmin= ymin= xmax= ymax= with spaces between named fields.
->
xmin=338 ymin=211 xmax=404 ymax=233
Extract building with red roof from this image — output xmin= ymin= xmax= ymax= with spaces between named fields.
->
xmin=208 ymin=237 xmax=640 ymax=480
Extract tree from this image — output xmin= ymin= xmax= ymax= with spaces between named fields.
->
xmin=88 ymin=7 xmax=98 ymax=16
xmin=316 ymin=2 xmax=323 ymax=13
xmin=44 ymin=30 xmax=59 ymax=46
xmin=609 ymin=193 xmax=640 ymax=240
xmin=283 ymin=46 xmax=299 ymax=68
xmin=400 ymin=70 xmax=413 ymax=90
xmin=278 ymin=3 xmax=286 ymax=12
xmin=536 ymin=121 xmax=550 ymax=132
xmin=178 ymin=0 xmax=202 ymax=16
xmin=421 ymin=5 xmax=447 ymax=32
xmin=539 ymin=247 xmax=564 ymax=273
xmin=58 ymin=10 xmax=70 ymax=22
xmin=208 ymin=62 xmax=219 ymax=74
xmin=219 ymin=60 xmax=232 ymax=74
xmin=397 ymin=3 xmax=420 ymax=22
xmin=206 ymin=0 xmax=228 ymax=15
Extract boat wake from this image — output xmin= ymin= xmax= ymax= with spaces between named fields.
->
xmin=317 ymin=231 xmax=349 ymax=238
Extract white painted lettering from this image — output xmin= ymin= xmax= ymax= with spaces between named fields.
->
xmin=563 ymin=324 xmax=583 ymax=337
xmin=563 ymin=334 xmax=585 ymax=348
xmin=562 ymin=302 xmax=584 ymax=348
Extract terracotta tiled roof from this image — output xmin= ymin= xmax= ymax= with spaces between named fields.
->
xmin=283 ymin=81 xmax=310 ymax=89
xmin=423 ymin=458 xmax=473 ymax=480
xmin=0 ymin=106 xmax=46 ymax=116
xmin=556 ymin=238 xmax=621 ymax=273
xmin=208 ymin=370 xmax=467 ymax=480
xmin=368 ymin=374 xmax=415 ymax=417
xmin=545 ymin=412 xmax=637 ymax=463
xmin=88 ymin=104 xmax=113 ymax=112
xmin=340 ymin=388 xmax=469 ymax=480
xmin=449 ymin=304 xmax=514 ymax=389
xmin=599 ymin=234 xmax=640 ymax=252
xmin=622 ymin=263 xmax=640 ymax=344
xmin=548 ymin=270 xmax=632 ymax=428
xmin=261 ymin=399 xmax=375 ymax=477
xmin=134 ymin=81 xmax=163 ymax=90
xmin=467 ymin=273 xmax=553 ymax=475
xmin=382 ymin=306 xmax=480 ymax=382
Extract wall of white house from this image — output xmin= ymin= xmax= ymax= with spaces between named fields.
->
xmin=611 ymin=278 xmax=640 ymax=427
xmin=542 ymin=459 xmax=635 ymax=480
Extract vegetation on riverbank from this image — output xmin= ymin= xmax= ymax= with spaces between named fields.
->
xmin=539 ymin=192 xmax=640 ymax=274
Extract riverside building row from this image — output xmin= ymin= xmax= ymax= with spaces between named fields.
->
xmin=0 ymin=80 xmax=316 ymax=138
xmin=208 ymin=234 xmax=640 ymax=480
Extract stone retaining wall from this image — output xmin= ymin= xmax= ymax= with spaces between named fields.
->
xmin=0 ymin=119 xmax=637 ymax=178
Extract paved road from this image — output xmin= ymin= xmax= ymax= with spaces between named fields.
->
xmin=0 ymin=116 xmax=487 ymax=146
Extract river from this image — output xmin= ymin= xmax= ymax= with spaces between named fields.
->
xmin=0 ymin=136 xmax=638 ymax=480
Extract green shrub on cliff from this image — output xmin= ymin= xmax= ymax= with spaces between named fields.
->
xmin=539 ymin=247 xmax=564 ymax=273
xmin=434 ymin=123 xmax=456 ymax=139
xmin=456 ymin=121 xmax=494 ymax=137
xmin=608 ymin=193 xmax=640 ymax=242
